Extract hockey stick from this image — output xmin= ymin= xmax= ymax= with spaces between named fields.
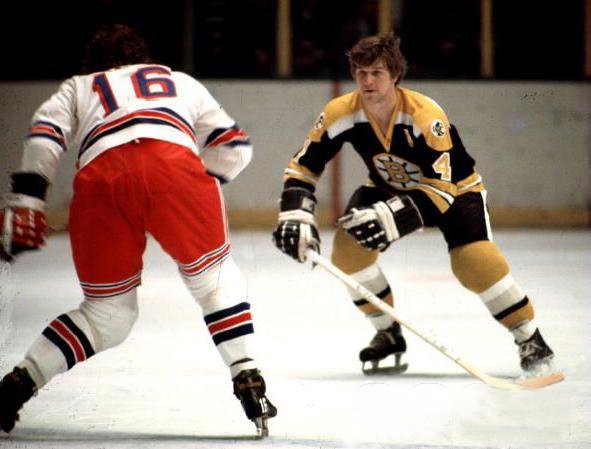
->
xmin=306 ymin=249 xmax=564 ymax=391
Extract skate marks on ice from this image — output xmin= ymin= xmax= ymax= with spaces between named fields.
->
xmin=0 ymin=433 xmax=524 ymax=449
xmin=0 ymin=428 xmax=262 ymax=443
xmin=307 ymin=371 xmax=504 ymax=381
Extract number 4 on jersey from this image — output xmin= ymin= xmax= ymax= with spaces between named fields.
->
xmin=432 ymin=152 xmax=452 ymax=181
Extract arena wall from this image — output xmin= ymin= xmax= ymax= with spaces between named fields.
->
xmin=1 ymin=80 xmax=589 ymax=229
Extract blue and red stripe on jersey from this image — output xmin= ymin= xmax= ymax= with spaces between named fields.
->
xmin=42 ymin=314 xmax=95 ymax=369
xmin=204 ymin=124 xmax=250 ymax=148
xmin=178 ymin=243 xmax=231 ymax=278
xmin=203 ymin=302 xmax=254 ymax=345
xmin=80 ymin=271 xmax=142 ymax=300
xmin=27 ymin=121 xmax=66 ymax=151
xmin=79 ymin=107 xmax=196 ymax=156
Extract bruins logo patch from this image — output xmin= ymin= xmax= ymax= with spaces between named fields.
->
xmin=430 ymin=119 xmax=446 ymax=137
xmin=373 ymin=153 xmax=422 ymax=189
xmin=313 ymin=112 xmax=325 ymax=130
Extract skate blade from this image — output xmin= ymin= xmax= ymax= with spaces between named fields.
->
xmin=253 ymin=417 xmax=269 ymax=439
xmin=362 ymin=352 xmax=408 ymax=376
xmin=362 ymin=362 xmax=409 ymax=375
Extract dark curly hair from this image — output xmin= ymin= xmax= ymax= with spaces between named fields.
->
xmin=347 ymin=32 xmax=407 ymax=85
xmin=82 ymin=24 xmax=151 ymax=74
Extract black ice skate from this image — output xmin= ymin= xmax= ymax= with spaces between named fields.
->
xmin=0 ymin=367 xmax=37 ymax=433
xmin=517 ymin=328 xmax=554 ymax=372
xmin=360 ymin=322 xmax=408 ymax=375
xmin=232 ymin=369 xmax=277 ymax=438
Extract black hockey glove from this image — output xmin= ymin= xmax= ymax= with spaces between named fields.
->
xmin=272 ymin=187 xmax=320 ymax=263
xmin=338 ymin=195 xmax=423 ymax=251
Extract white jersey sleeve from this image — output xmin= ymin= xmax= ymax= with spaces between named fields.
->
xmin=187 ymin=76 xmax=253 ymax=183
xmin=20 ymin=78 xmax=77 ymax=182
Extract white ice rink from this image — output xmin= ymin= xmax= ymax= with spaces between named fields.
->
xmin=1 ymin=229 xmax=590 ymax=449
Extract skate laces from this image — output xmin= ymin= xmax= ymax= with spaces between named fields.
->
xmin=233 ymin=370 xmax=265 ymax=397
xmin=232 ymin=369 xmax=277 ymax=421
xmin=372 ymin=327 xmax=399 ymax=346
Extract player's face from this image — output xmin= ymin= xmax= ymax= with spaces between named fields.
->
xmin=354 ymin=60 xmax=396 ymax=105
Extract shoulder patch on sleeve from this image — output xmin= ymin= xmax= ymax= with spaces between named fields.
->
xmin=430 ymin=119 xmax=446 ymax=137
xmin=417 ymin=107 xmax=451 ymax=151
xmin=307 ymin=92 xmax=360 ymax=142
xmin=313 ymin=112 xmax=325 ymax=130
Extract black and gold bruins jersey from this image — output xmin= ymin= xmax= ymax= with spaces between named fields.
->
xmin=283 ymin=87 xmax=484 ymax=223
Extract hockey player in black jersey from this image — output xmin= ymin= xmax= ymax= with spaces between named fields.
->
xmin=273 ymin=32 xmax=555 ymax=375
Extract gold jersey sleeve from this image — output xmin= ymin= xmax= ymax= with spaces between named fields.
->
xmin=306 ymin=92 xmax=361 ymax=142
xmin=284 ymin=92 xmax=361 ymax=188
xmin=397 ymin=88 xmax=452 ymax=152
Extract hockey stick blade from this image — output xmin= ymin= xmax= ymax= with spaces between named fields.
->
xmin=515 ymin=371 xmax=565 ymax=389
xmin=305 ymin=249 xmax=565 ymax=392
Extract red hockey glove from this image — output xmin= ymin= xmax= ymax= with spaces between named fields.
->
xmin=1 ymin=194 xmax=47 ymax=262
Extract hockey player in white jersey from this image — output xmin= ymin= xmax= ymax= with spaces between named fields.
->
xmin=0 ymin=24 xmax=276 ymax=437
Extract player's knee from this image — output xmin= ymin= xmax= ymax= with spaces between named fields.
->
xmin=450 ymin=241 xmax=509 ymax=293
xmin=331 ymin=228 xmax=379 ymax=274
xmin=79 ymin=289 xmax=139 ymax=351
xmin=183 ymin=256 xmax=247 ymax=308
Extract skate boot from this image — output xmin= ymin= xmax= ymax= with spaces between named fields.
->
xmin=232 ymin=369 xmax=277 ymax=438
xmin=517 ymin=328 xmax=554 ymax=372
xmin=360 ymin=322 xmax=408 ymax=375
xmin=0 ymin=367 xmax=37 ymax=433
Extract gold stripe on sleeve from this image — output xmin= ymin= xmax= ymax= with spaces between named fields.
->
xmin=457 ymin=172 xmax=485 ymax=194
xmin=422 ymin=176 xmax=458 ymax=196
xmin=283 ymin=160 xmax=321 ymax=186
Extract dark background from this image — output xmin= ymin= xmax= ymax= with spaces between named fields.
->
xmin=1 ymin=0 xmax=587 ymax=80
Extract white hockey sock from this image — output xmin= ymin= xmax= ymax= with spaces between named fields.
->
xmin=18 ymin=309 xmax=97 ymax=389
xmin=349 ymin=264 xmax=396 ymax=330
xmin=183 ymin=256 xmax=258 ymax=376
xmin=511 ymin=320 xmax=537 ymax=343
xmin=478 ymin=273 xmax=537 ymax=340
xmin=16 ymin=290 xmax=138 ymax=389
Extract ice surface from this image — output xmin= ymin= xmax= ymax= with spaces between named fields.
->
xmin=1 ymin=229 xmax=589 ymax=449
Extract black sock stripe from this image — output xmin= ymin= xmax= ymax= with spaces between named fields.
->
xmin=353 ymin=286 xmax=391 ymax=307
xmin=204 ymin=302 xmax=250 ymax=325
xmin=212 ymin=324 xmax=254 ymax=345
xmin=376 ymin=286 xmax=391 ymax=299
xmin=494 ymin=296 xmax=530 ymax=321
xmin=230 ymin=358 xmax=254 ymax=366
xmin=57 ymin=314 xmax=95 ymax=358
xmin=42 ymin=327 xmax=76 ymax=369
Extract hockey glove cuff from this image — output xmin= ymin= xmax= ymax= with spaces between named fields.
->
xmin=339 ymin=195 xmax=423 ymax=251
xmin=272 ymin=187 xmax=320 ymax=263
